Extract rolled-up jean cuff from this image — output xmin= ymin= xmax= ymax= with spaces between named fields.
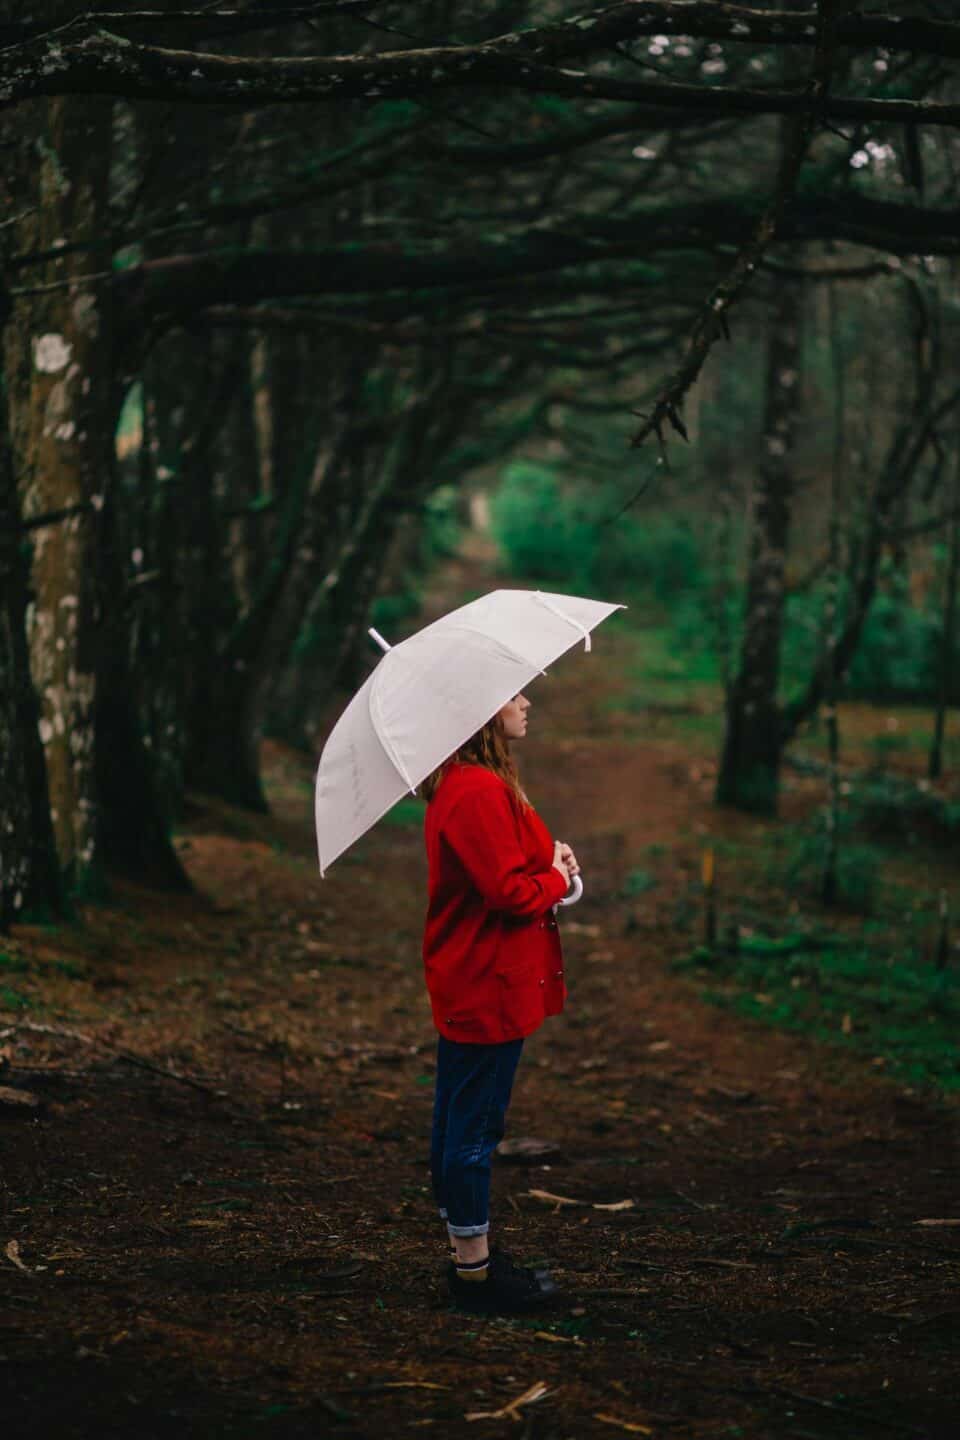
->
xmin=447 ymin=1221 xmax=490 ymax=1238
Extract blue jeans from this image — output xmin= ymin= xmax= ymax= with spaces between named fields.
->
xmin=430 ymin=1034 xmax=524 ymax=1237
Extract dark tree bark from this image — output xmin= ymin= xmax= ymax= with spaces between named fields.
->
xmin=780 ymin=285 xmax=960 ymax=746
xmin=929 ymin=443 xmax=960 ymax=782
xmin=716 ymin=275 xmax=803 ymax=815
xmin=3 ymin=13 xmax=960 ymax=122
xmin=94 ymin=471 xmax=193 ymax=890
xmin=181 ymin=352 xmax=269 ymax=812
xmin=0 ymin=279 xmax=68 ymax=930
xmin=4 ymin=5 xmax=958 ymax=59
xmin=102 ymin=190 xmax=960 ymax=358
xmin=9 ymin=95 xmax=113 ymax=898
xmin=820 ymin=280 xmax=845 ymax=907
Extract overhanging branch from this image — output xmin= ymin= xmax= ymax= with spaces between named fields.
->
xmin=104 ymin=190 xmax=960 ymax=366
xmin=2 ymin=12 xmax=960 ymax=123
xmin=628 ymin=3 xmax=847 ymax=455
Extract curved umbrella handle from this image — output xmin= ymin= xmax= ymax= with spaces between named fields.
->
xmin=556 ymin=873 xmax=584 ymax=907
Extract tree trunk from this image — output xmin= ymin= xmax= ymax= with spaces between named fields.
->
xmin=94 ymin=452 xmax=193 ymax=891
xmin=0 ymin=281 xmax=69 ymax=930
xmin=10 ymin=96 xmax=113 ymax=896
xmin=182 ymin=362 xmax=269 ymax=812
xmin=929 ymin=441 xmax=960 ymax=781
xmin=821 ymin=281 xmax=845 ymax=907
xmin=715 ymin=277 xmax=802 ymax=814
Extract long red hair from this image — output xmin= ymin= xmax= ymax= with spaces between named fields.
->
xmin=420 ymin=713 xmax=528 ymax=811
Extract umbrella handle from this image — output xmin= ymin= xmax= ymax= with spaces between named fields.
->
xmin=556 ymin=873 xmax=583 ymax=908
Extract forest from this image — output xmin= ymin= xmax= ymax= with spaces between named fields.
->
xmin=1 ymin=4 xmax=958 ymax=1439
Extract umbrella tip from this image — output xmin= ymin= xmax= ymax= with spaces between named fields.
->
xmin=368 ymin=627 xmax=392 ymax=653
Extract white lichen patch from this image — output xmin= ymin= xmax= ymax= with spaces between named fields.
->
xmin=33 ymin=333 xmax=73 ymax=373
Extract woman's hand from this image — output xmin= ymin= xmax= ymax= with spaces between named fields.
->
xmin=553 ymin=841 xmax=580 ymax=880
xmin=559 ymin=842 xmax=580 ymax=878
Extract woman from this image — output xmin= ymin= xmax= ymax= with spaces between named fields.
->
xmin=420 ymin=690 xmax=579 ymax=1314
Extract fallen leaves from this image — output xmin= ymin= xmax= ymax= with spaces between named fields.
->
xmin=465 ymin=1381 xmax=548 ymax=1423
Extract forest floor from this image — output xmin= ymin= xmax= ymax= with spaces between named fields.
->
xmin=2 ymin=534 xmax=958 ymax=1440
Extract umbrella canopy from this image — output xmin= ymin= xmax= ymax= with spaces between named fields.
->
xmin=314 ymin=588 xmax=624 ymax=875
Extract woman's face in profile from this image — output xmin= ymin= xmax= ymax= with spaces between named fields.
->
xmin=497 ymin=692 xmax=530 ymax=740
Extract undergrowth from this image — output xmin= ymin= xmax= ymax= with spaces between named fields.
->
xmin=674 ymin=933 xmax=959 ymax=1092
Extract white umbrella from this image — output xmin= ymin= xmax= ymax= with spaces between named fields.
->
xmin=314 ymin=588 xmax=624 ymax=876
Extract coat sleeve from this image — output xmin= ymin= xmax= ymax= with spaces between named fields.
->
xmin=442 ymin=780 xmax=570 ymax=918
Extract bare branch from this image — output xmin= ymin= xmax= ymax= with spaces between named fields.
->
xmin=0 ymin=4 xmax=377 ymax=48
xmin=627 ymin=1 xmax=847 ymax=456
xmin=2 ymin=11 xmax=960 ymax=123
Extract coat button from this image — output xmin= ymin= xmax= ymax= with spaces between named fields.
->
xmin=555 ymin=971 xmax=563 ymax=978
xmin=539 ymin=978 xmax=544 ymax=986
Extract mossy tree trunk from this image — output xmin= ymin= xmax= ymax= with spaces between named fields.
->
xmin=10 ymin=96 xmax=113 ymax=897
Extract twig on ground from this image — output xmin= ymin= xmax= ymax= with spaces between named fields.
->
xmin=0 ymin=1019 xmax=225 ymax=1097
xmin=465 ymin=1381 xmax=549 ymax=1423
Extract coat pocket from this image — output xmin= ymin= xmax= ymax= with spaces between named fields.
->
xmin=434 ymin=996 xmax=499 ymax=1042
xmin=496 ymin=957 xmax=546 ymax=1037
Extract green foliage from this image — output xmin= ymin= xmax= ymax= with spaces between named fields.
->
xmin=0 ymin=985 xmax=32 ymax=1011
xmin=490 ymin=460 xmax=706 ymax=601
xmin=846 ymin=566 xmax=942 ymax=702
xmin=0 ymin=950 xmax=84 ymax=979
xmin=378 ymin=796 xmax=424 ymax=829
xmin=490 ymin=461 xmax=596 ymax=585
xmin=846 ymin=775 xmax=960 ymax=848
xmin=621 ymin=867 xmax=658 ymax=897
xmin=367 ymin=493 xmax=463 ymax=642
xmin=678 ymin=931 xmax=960 ymax=1090
xmin=492 ymin=465 xmax=956 ymax=709
xmin=422 ymin=484 xmax=462 ymax=562
xmin=764 ymin=812 xmax=882 ymax=912
xmin=369 ymin=588 xmax=421 ymax=632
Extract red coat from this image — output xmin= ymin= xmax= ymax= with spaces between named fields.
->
xmin=422 ymin=761 xmax=570 ymax=1044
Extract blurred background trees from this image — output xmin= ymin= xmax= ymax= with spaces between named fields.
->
xmin=1 ymin=1 xmax=959 ymax=927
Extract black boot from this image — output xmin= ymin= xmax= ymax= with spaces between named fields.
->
xmin=447 ymin=1247 xmax=561 ymax=1314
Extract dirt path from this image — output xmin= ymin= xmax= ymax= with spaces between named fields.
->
xmin=2 ymin=539 xmax=957 ymax=1440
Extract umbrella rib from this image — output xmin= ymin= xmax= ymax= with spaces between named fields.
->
xmin=368 ymin=680 xmax=419 ymax=796
xmin=533 ymin=591 xmax=592 ymax=651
